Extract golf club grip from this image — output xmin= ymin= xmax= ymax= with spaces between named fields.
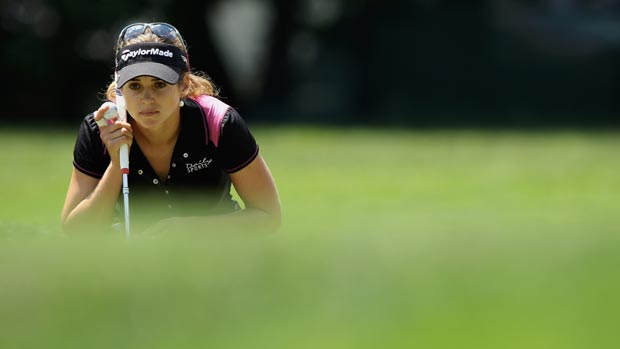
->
xmin=120 ymin=144 xmax=129 ymax=173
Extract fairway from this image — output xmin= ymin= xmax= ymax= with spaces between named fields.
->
xmin=0 ymin=126 xmax=619 ymax=348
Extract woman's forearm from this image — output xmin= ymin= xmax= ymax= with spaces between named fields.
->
xmin=62 ymin=163 xmax=123 ymax=233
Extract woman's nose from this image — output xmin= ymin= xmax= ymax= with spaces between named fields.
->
xmin=140 ymin=91 xmax=154 ymax=103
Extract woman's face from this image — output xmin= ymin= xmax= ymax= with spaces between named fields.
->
xmin=120 ymin=76 xmax=183 ymax=130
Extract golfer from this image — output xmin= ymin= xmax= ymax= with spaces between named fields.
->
xmin=61 ymin=22 xmax=281 ymax=236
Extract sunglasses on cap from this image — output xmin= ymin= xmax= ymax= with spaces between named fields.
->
xmin=117 ymin=22 xmax=186 ymax=50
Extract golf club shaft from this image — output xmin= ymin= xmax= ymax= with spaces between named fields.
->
xmin=115 ymin=85 xmax=130 ymax=239
xmin=122 ymin=173 xmax=130 ymax=239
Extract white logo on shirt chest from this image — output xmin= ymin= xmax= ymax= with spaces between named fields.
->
xmin=186 ymin=157 xmax=213 ymax=173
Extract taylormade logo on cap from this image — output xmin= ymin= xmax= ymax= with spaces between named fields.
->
xmin=120 ymin=48 xmax=174 ymax=61
xmin=115 ymin=43 xmax=189 ymax=87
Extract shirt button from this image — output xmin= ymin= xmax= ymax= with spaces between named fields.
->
xmin=153 ymin=179 xmax=159 ymax=185
xmin=138 ymin=169 xmax=143 ymax=175
xmin=183 ymin=153 xmax=189 ymax=158
xmin=167 ymin=175 xmax=171 ymax=179
xmin=171 ymin=163 xmax=176 ymax=168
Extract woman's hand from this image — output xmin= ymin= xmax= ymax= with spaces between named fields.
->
xmin=94 ymin=103 xmax=133 ymax=164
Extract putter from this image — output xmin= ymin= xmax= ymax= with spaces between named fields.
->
xmin=97 ymin=95 xmax=130 ymax=239
xmin=117 ymin=90 xmax=130 ymax=239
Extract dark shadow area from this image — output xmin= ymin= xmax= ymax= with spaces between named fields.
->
xmin=1 ymin=0 xmax=619 ymax=129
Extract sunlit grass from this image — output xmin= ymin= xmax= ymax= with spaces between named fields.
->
xmin=0 ymin=126 xmax=619 ymax=348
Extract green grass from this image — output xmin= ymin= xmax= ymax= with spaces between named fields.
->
xmin=0 ymin=126 xmax=619 ymax=348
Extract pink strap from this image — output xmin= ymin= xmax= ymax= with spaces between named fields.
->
xmin=192 ymin=95 xmax=230 ymax=147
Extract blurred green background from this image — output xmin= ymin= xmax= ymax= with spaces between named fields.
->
xmin=1 ymin=0 xmax=620 ymax=348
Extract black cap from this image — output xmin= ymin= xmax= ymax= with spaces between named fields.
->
xmin=115 ymin=43 xmax=189 ymax=88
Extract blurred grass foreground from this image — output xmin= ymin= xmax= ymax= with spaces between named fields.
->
xmin=0 ymin=126 xmax=619 ymax=348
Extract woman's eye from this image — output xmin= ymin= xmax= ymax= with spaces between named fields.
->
xmin=155 ymin=81 xmax=167 ymax=89
xmin=128 ymin=83 xmax=141 ymax=90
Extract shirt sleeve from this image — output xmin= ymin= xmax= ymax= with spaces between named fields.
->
xmin=217 ymin=108 xmax=259 ymax=173
xmin=72 ymin=113 xmax=110 ymax=179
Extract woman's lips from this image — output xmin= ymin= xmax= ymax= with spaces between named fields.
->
xmin=140 ymin=110 xmax=159 ymax=116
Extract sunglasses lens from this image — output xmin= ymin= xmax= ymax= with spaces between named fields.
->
xmin=119 ymin=24 xmax=145 ymax=44
xmin=151 ymin=24 xmax=179 ymax=41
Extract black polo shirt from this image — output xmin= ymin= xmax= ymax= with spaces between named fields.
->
xmin=72 ymin=95 xmax=258 ymax=225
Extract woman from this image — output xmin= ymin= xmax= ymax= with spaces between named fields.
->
xmin=61 ymin=23 xmax=281 ymax=236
